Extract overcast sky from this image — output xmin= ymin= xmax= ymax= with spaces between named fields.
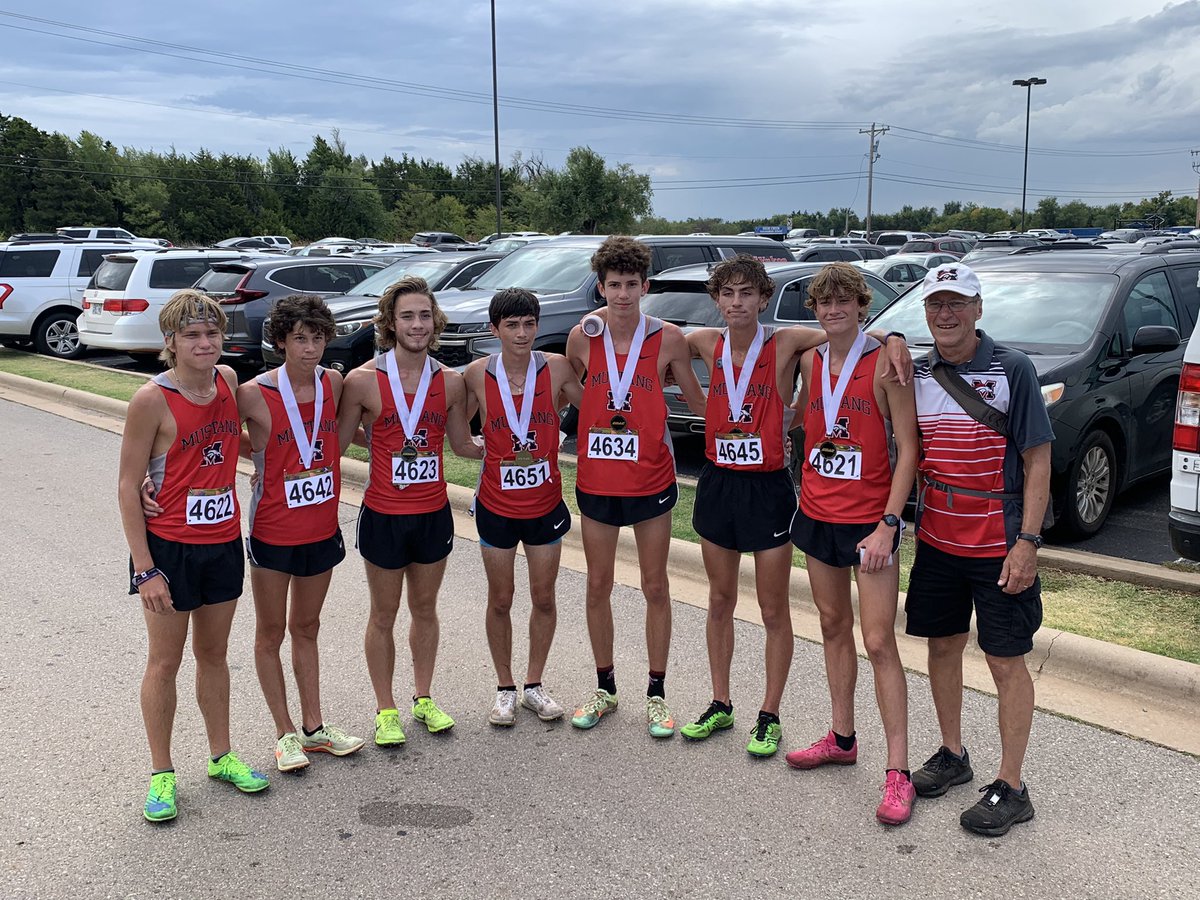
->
xmin=0 ymin=1 xmax=1197 ymax=221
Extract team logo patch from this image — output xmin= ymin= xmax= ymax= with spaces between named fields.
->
xmin=606 ymin=390 xmax=632 ymax=413
xmin=971 ymin=379 xmax=997 ymax=400
xmin=829 ymin=416 xmax=851 ymax=439
xmin=936 ymin=268 xmax=959 ymax=282
xmin=311 ymin=438 xmax=325 ymax=462
xmin=728 ymin=402 xmax=754 ymax=425
xmin=200 ymin=441 xmax=224 ymax=467
xmin=510 ymin=431 xmax=539 ymax=453
xmin=403 ymin=428 xmax=429 ymax=450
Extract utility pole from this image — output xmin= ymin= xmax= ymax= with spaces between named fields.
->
xmin=1193 ymin=149 xmax=1200 ymax=228
xmin=490 ymin=0 xmax=502 ymax=238
xmin=859 ymin=123 xmax=887 ymax=238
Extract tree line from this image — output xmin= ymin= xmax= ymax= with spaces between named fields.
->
xmin=0 ymin=112 xmax=1192 ymax=244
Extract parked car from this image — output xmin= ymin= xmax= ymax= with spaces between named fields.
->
xmin=215 ymin=237 xmax=277 ymax=250
xmin=1024 ymin=229 xmax=1067 ymax=241
xmin=251 ymin=235 xmax=292 ymax=249
xmin=889 ymin=252 xmax=960 ymax=269
xmin=787 ymin=228 xmax=820 ymax=240
xmin=439 ymin=234 xmax=795 ymax=367
xmin=638 ymin=261 xmax=899 ymax=433
xmin=487 ymin=235 xmax=553 ymax=255
xmin=411 ymin=232 xmax=483 ymax=251
xmin=959 ymin=235 xmax=1041 ymax=265
xmin=78 ymin=249 xmax=260 ymax=359
xmin=875 ymin=231 xmax=932 ymax=254
xmin=899 ymin=237 xmax=971 ymax=257
xmin=1169 ymin=323 xmax=1200 ymax=560
xmin=869 ymin=246 xmax=1200 ymax=536
xmin=792 ymin=245 xmax=866 ymax=263
xmin=260 ymin=252 xmax=506 ymax=372
xmin=855 ymin=257 xmax=928 ymax=289
xmin=0 ymin=239 xmax=136 ymax=358
xmin=194 ymin=257 xmax=389 ymax=366
xmin=56 ymin=226 xmax=168 ymax=247
xmin=1097 ymin=229 xmax=1147 ymax=243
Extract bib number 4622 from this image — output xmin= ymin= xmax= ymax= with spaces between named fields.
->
xmin=186 ymin=488 xmax=234 ymax=526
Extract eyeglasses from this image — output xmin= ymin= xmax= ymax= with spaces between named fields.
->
xmin=924 ymin=297 xmax=977 ymax=313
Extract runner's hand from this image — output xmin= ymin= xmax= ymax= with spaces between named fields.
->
xmin=137 ymin=573 xmax=174 ymax=614
xmin=855 ymin=524 xmax=895 ymax=574
xmin=881 ymin=337 xmax=913 ymax=386
xmin=140 ymin=477 xmax=164 ymax=518
xmin=998 ymin=540 xmax=1038 ymax=594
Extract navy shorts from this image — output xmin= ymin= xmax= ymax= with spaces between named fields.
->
xmin=129 ymin=532 xmax=244 ymax=613
xmin=692 ymin=464 xmax=796 ymax=552
xmin=905 ymin=540 xmax=1042 ymax=658
xmin=576 ymin=482 xmax=677 ymax=528
xmin=356 ymin=503 xmax=454 ymax=570
xmin=791 ymin=510 xmax=901 ymax=569
xmin=247 ymin=529 xmax=346 ymax=577
xmin=474 ymin=497 xmax=571 ymax=550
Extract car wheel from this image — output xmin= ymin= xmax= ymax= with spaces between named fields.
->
xmin=34 ymin=311 xmax=85 ymax=360
xmin=1059 ymin=429 xmax=1117 ymax=538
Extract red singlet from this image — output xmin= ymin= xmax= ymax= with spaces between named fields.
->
xmin=146 ymin=371 xmax=241 ymax=544
xmin=363 ymin=357 xmax=448 ymax=516
xmin=576 ymin=317 xmax=674 ymax=497
xmin=249 ymin=368 xmax=341 ymax=545
xmin=477 ymin=352 xmax=562 ymax=518
xmin=704 ymin=327 xmax=789 ymax=472
xmin=799 ymin=339 xmax=893 ymax=523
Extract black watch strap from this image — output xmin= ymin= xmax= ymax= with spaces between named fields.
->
xmin=1016 ymin=532 xmax=1043 ymax=548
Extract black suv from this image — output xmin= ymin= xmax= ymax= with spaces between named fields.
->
xmin=869 ymin=246 xmax=1200 ymax=537
xmin=194 ymin=257 xmax=388 ymax=366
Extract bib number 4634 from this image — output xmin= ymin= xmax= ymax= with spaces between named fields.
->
xmin=587 ymin=432 xmax=639 ymax=462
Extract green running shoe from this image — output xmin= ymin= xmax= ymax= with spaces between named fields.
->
xmin=412 ymin=697 xmax=455 ymax=733
xmin=207 ymin=751 xmax=270 ymax=793
xmin=680 ymin=701 xmax=735 ymax=741
xmin=646 ymin=696 xmax=676 ymax=739
xmin=374 ymin=708 xmax=406 ymax=747
xmin=143 ymin=771 xmax=177 ymax=822
xmin=746 ymin=716 xmax=782 ymax=758
xmin=570 ymin=689 xmax=618 ymax=729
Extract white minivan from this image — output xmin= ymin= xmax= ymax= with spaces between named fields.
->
xmin=1169 ymin=325 xmax=1200 ymax=560
xmin=78 ymin=249 xmax=254 ymax=359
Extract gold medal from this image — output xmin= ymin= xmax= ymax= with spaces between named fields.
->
xmin=401 ymin=445 xmax=418 ymax=461
xmin=819 ymin=440 xmax=838 ymax=459
xmin=610 ymin=414 xmax=627 ymax=432
xmin=514 ymin=449 xmax=535 ymax=466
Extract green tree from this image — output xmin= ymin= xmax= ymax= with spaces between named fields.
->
xmin=539 ymin=147 xmax=651 ymax=234
xmin=308 ymin=166 xmax=388 ymax=239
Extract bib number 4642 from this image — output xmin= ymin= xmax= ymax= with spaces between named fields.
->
xmin=285 ymin=468 xmax=335 ymax=509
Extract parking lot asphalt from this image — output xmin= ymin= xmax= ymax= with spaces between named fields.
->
xmin=3 ymin=398 xmax=1198 ymax=899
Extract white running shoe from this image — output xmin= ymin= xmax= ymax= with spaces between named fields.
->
xmin=520 ymin=685 xmax=565 ymax=721
xmin=300 ymin=723 xmax=365 ymax=757
xmin=489 ymin=689 xmax=518 ymax=726
xmin=275 ymin=732 xmax=310 ymax=772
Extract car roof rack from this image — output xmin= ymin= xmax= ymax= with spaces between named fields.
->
xmin=1011 ymin=242 xmax=1108 ymax=253
xmin=1140 ymin=243 xmax=1200 ymax=255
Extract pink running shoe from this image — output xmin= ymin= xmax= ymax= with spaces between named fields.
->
xmin=876 ymin=770 xmax=916 ymax=825
xmin=784 ymin=730 xmax=858 ymax=769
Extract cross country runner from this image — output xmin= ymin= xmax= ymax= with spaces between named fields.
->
xmin=337 ymin=276 xmax=480 ymax=746
xmin=683 ymin=255 xmax=910 ymax=759
xmin=784 ymin=262 xmax=919 ymax=827
xmin=463 ymin=288 xmax=583 ymax=726
xmin=565 ymin=235 xmax=706 ymax=738
xmin=118 ymin=289 xmax=269 ymax=822
xmin=238 ymin=294 xmax=364 ymax=771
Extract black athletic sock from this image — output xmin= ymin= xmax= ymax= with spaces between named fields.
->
xmin=523 ymin=682 xmax=541 ymax=691
xmin=647 ymin=670 xmax=666 ymax=699
xmin=712 ymin=699 xmax=733 ymax=714
xmin=302 ymin=724 xmax=323 ymax=737
xmin=151 ymin=767 xmax=175 ymax=775
xmin=497 ymin=684 xmax=516 ymax=692
xmin=597 ymin=666 xmax=616 ymax=695
xmin=757 ymin=710 xmax=780 ymax=724
xmin=413 ymin=695 xmax=430 ymax=703
xmin=833 ymin=730 xmax=856 ymax=752
xmin=211 ymin=752 xmax=227 ymax=763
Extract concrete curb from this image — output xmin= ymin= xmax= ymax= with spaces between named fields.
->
xmin=2 ymin=365 xmax=1197 ymax=754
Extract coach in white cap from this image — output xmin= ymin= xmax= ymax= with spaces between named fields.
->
xmin=904 ymin=262 xmax=1053 ymax=837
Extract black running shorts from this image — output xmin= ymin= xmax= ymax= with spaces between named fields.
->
xmin=247 ymin=528 xmax=346 ymax=578
xmin=791 ymin=510 xmax=902 ymax=569
xmin=474 ymin=497 xmax=571 ymax=550
xmin=356 ymin=503 xmax=454 ymax=570
xmin=692 ymin=464 xmax=796 ymax=552
xmin=128 ymin=532 xmax=244 ymax=612
xmin=575 ymin=482 xmax=678 ymax=528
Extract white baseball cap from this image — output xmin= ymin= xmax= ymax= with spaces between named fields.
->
xmin=919 ymin=263 xmax=982 ymax=302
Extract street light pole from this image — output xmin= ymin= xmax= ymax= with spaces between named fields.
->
xmin=1012 ymin=77 xmax=1047 ymax=232
xmin=491 ymin=0 xmax=502 ymax=238
xmin=1192 ymin=149 xmax=1200 ymax=229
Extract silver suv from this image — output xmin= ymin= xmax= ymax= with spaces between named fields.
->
xmin=0 ymin=239 xmax=135 ymax=359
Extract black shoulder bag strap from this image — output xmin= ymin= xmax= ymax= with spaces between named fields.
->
xmin=931 ymin=363 xmax=1010 ymax=437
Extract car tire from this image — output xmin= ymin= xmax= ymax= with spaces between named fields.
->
xmin=33 ymin=310 xmax=85 ymax=360
xmin=1059 ymin=429 xmax=1117 ymax=538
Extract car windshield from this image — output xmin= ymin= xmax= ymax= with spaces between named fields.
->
xmin=642 ymin=285 xmax=724 ymax=327
xmin=470 ymin=245 xmax=594 ymax=294
xmin=349 ymin=258 xmax=455 ymax=297
xmin=869 ymin=271 xmax=1119 ymax=353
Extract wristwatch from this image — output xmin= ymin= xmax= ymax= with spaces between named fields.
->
xmin=884 ymin=331 xmax=906 ymax=344
xmin=881 ymin=514 xmax=902 ymax=530
xmin=1016 ymin=532 xmax=1044 ymax=549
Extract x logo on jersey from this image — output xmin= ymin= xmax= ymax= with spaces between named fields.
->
xmin=606 ymin=390 xmax=632 ymax=412
xmin=510 ymin=432 xmax=539 ymax=453
xmin=403 ymin=429 xmax=429 ymax=450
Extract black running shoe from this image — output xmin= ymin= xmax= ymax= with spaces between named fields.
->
xmin=960 ymin=779 xmax=1035 ymax=837
xmin=911 ymin=746 xmax=974 ymax=798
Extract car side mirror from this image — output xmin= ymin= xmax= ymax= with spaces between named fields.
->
xmin=1131 ymin=325 xmax=1180 ymax=355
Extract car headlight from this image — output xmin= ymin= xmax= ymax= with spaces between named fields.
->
xmin=335 ymin=319 xmax=371 ymax=337
xmin=1041 ymin=382 xmax=1065 ymax=406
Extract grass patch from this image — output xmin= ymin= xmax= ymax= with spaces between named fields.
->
xmin=12 ymin=351 xmax=1200 ymax=663
xmin=0 ymin=348 xmax=146 ymax=402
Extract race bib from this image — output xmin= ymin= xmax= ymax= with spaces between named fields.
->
xmin=587 ymin=428 xmax=639 ymax=462
xmin=807 ymin=445 xmax=863 ymax=480
xmin=284 ymin=466 xmax=335 ymax=509
xmin=715 ymin=433 xmax=763 ymax=467
xmin=186 ymin=486 xmax=235 ymax=526
xmin=392 ymin=451 xmax=440 ymax=485
xmin=500 ymin=460 xmax=551 ymax=491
